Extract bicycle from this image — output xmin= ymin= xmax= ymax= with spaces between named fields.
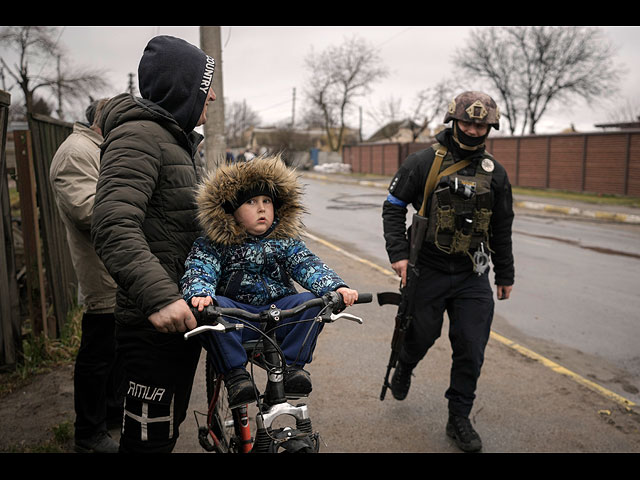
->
xmin=184 ymin=290 xmax=372 ymax=453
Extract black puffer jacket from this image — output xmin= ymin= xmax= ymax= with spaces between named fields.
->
xmin=91 ymin=93 xmax=204 ymax=327
xmin=382 ymin=128 xmax=515 ymax=286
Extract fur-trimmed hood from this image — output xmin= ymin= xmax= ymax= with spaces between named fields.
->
xmin=196 ymin=155 xmax=306 ymax=245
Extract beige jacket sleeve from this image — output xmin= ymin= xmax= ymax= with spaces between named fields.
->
xmin=49 ymin=125 xmax=102 ymax=232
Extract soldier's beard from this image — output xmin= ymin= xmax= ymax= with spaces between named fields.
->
xmin=452 ymin=121 xmax=488 ymax=151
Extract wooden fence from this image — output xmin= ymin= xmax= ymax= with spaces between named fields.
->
xmin=25 ymin=114 xmax=77 ymax=335
xmin=1 ymin=99 xmax=77 ymax=367
xmin=1 ymin=90 xmax=21 ymax=366
xmin=343 ymin=130 xmax=640 ymax=197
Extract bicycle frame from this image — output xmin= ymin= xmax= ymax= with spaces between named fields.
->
xmin=185 ymin=291 xmax=371 ymax=453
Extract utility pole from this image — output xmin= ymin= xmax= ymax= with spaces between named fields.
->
xmin=199 ymin=26 xmax=226 ymax=171
xmin=127 ymin=73 xmax=136 ymax=96
xmin=291 ymin=87 xmax=296 ymax=128
xmin=56 ymin=55 xmax=63 ymax=119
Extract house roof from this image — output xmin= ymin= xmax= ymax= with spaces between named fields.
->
xmin=367 ymin=118 xmax=421 ymax=142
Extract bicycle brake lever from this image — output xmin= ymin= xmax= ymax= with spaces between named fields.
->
xmin=328 ymin=312 xmax=363 ymax=324
xmin=183 ymin=321 xmax=244 ymax=340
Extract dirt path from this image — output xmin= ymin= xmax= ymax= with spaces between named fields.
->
xmin=0 ymin=364 xmax=76 ymax=452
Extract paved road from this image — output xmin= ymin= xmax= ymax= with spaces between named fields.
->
xmin=174 ymin=233 xmax=640 ymax=453
xmin=298 ymin=173 xmax=640 ymax=406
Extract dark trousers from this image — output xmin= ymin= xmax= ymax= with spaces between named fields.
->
xmin=399 ymin=265 xmax=494 ymax=417
xmin=74 ymin=312 xmax=124 ymax=439
xmin=116 ymin=326 xmax=201 ymax=453
xmin=201 ymin=292 xmax=324 ymax=374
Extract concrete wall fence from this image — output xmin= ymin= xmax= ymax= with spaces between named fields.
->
xmin=343 ymin=130 xmax=640 ymax=197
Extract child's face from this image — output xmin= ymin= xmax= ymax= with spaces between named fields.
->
xmin=233 ymin=195 xmax=274 ymax=236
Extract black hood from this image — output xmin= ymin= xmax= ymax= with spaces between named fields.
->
xmin=138 ymin=35 xmax=215 ymax=133
xmin=99 ymin=93 xmax=204 ymax=158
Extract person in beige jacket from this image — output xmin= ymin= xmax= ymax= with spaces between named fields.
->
xmin=49 ymin=99 xmax=122 ymax=453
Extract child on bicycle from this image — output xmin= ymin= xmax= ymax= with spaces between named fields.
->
xmin=180 ymin=154 xmax=358 ymax=408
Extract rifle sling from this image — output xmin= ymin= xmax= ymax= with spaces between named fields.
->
xmin=418 ymin=145 xmax=472 ymax=217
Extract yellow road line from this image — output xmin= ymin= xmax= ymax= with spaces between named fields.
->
xmin=303 ymin=231 xmax=397 ymax=278
xmin=304 ymin=230 xmax=637 ymax=411
xmin=490 ymin=332 xmax=636 ymax=410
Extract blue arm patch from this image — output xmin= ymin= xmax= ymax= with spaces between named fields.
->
xmin=386 ymin=193 xmax=407 ymax=207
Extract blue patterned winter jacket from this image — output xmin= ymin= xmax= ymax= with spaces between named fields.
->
xmin=181 ymin=228 xmax=347 ymax=306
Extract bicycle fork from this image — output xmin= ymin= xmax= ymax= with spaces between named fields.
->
xmin=253 ymin=402 xmax=315 ymax=453
xmin=251 ymin=321 xmax=318 ymax=453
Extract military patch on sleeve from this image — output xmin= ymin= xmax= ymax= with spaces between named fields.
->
xmin=481 ymin=158 xmax=495 ymax=172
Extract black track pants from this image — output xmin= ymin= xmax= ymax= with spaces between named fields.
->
xmin=74 ymin=312 xmax=124 ymax=439
xmin=116 ymin=326 xmax=201 ymax=453
xmin=399 ymin=265 xmax=495 ymax=417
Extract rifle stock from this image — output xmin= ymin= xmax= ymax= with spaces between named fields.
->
xmin=379 ymin=213 xmax=429 ymax=401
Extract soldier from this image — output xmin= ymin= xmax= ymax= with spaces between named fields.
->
xmin=382 ymin=91 xmax=515 ymax=452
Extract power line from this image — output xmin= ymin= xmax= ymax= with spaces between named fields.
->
xmin=375 ymin=27 xmax=413 ymax=49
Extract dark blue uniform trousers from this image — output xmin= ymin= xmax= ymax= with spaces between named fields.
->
xmin=201 ymin=292 xmax=324 ymax=374
xmin=399 ymin=265 xmax=495 ymax=417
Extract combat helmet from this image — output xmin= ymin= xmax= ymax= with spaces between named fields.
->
xmin=444 ymin=91 xmax=500 ymax=131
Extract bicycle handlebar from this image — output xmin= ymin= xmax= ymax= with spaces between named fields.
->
xmin=184 ymin=291 xmax=372 ymax=340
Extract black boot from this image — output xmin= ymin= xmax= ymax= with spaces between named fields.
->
xmin=225 ymin=368 xmax=256 ymax=408
xmin=446 ymin=414 xmax=482 ymax=452
xmin=390 ymin=361 xmax=414 ymax=400
xmin=74 ymin=430 xmax=119 ymax=453
xmin=284 ymin=366 xmax=312 ymax=397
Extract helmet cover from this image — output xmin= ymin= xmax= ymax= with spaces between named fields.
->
xmin=443 ymin=91 xmax=500 ymax=130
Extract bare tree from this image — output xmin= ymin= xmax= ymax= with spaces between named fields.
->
xmin=304 ymin=35 xmax=388 ymax=151
xmin=368 ymin=96 xmax=404 ymax=125
xmin=455 ymin=26 xmax=623 ymax=135
xmin=368 ymin=79 xmax=461 ymax=142
xmin=225 ymin=99 xmax=262 ymax=147
xmin=605 ymin=98 xmax=640 ymax=123
xmin=367 ymin=96 xmax=404 ymax=141
xmin=408 ymin=79 xmax=462 ymax=141
xmin=0 ymin=26 xmax=108 ymax=120
xmin=298 ymin=107 xmax=325 ymax=130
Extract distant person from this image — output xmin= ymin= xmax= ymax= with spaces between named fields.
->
xmin=225 ymin=148 xmax=235 ymax=165
xmin=49 ymin=98 xmax=122 ymax=454
xmin=181 ymin=155 xmax=359 ymax=406
xmin=244 ymin=149 xmax=255 ymax=161
xmin=382 ymin=91 xmax=515 ymax=452
xmin=237 ymin=148 xmax=255 ymax=163
xmin=91 ymin=35 xmax=217 ymax=453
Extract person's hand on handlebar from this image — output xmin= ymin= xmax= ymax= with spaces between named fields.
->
xmin=149 ymin=299 xmax=197 ymax=333
xmin=190 ymin=295 xmax=214 ymax=311
xmin=337 ymin=287 xmax=359 ymax=306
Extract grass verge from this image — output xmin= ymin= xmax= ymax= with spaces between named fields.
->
xmin=0 ymin=305 xmax=82 ymax=398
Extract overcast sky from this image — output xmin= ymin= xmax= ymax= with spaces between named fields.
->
xmin=7 ymin=26 xmax=640 ymax=138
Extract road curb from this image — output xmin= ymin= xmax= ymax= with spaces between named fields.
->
xmin=514 ymin=200 xmax=640 ymax=224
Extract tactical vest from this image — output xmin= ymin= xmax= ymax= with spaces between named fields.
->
xmin=423 ymin=144 xmax=494 ymax=256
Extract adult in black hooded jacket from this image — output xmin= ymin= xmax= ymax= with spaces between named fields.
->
xmin=91 ymin=35 xmax=216 ymax=453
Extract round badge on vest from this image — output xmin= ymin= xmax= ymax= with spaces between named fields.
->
xmin=481 ymin=158 xmax=494 ymax=172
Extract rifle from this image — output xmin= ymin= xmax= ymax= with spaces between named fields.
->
xmin=378 ymin=212 xmax=429 ymax=401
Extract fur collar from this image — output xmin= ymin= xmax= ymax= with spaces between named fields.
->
xmin=196 ymin=155 xmax=306 ymax=245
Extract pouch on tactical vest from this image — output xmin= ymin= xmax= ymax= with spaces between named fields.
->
xmin=423 ymin=145 xmax=494 ymax=259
